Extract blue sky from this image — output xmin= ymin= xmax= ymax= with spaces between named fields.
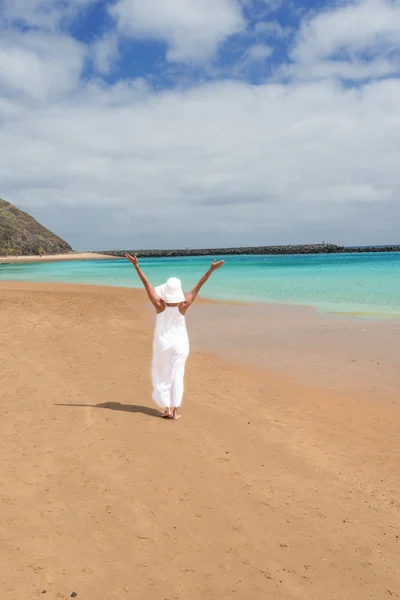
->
xmin=0 ymin=0 xmax=399 ymax=249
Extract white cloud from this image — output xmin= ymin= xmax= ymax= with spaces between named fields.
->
xmin=282 ymin=57 xmax=400 ymax=81
xmin=255 ymin=20 xmax=291 ymax=40
xmin=260 ymin=0 xmax=284 ymax=12
xmin=1 ymin=0 xmax=63 ymax=30
xmin=92 ymin=33 xmax=120 ymax=75
xmin=1 ymin=73 xmax=399 ymax=248
xmin=1 ymin=0 xmax=99 ymax=31
xmin=229 ymin=42 xmax=274 ymax=77
xmin=0 ymin=1 xmax=399 ymax=249
xmin=293 ymin=0 xmax=400 ymax=63
xmin=0 ymin=31 xmax=86 ymax=101
xmin=244 ymin=43 xmax=273 ymax=61
xmin=289 ymin=0 xmax=400 ymax=80
xmin=110 ymin=0 xmax=246 ymax=63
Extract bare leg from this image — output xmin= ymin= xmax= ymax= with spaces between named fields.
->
xmin=172 ymin=407 xmax=181 ymax=420
xmin=171 ymin=361 xmax=186 ymax=421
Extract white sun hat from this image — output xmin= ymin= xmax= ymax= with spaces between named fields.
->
xmin=155 ymin=277 xmax=185 ymax=304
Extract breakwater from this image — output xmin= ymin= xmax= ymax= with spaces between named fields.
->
xmin=98 ymin=243 xmax=400 ymax=258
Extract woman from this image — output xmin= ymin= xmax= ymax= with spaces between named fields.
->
xmin=125 ymin=254 xmax=224 ymax=420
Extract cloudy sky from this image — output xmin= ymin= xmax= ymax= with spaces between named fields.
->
xmin=0 ymin=0 xmax=399 ymax=250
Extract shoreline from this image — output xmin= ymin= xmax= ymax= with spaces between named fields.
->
xmin=0 ymin=252 xmax=119 ymax=264
xmin=1 ymin=281 xmax=399 ymax=599
xmin=1 ymin=281 xmax=399 ymax=401
xmin=0 ymin=276 xmax=398 ymax=320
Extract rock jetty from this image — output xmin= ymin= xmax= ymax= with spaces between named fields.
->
xmin=98 ymin=243 xmax=399 ymax=258
xmin=344 ymin=245 xmax=400 ymax=253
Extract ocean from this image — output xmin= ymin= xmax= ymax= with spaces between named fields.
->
xmin=1 ymin=252 xmax=400 ymax=317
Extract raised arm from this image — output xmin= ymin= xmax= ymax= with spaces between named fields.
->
xmin=184 ymin=259 xmax=224 ymax=307
xmin=125 ymin=254 xmax=164 ymax=313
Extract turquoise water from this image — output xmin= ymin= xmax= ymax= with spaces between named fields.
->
xmin=1 ymin=252 xmax=400 ymax=317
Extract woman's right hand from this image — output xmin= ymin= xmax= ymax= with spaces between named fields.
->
xmin=125 ymin=254 xmax=139 ymax=268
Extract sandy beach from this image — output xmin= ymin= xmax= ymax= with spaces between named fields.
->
xmin=0 ymin=252 xmax=117 ymax=264
xmin=0 ymin=282 xmax=399 ymax=600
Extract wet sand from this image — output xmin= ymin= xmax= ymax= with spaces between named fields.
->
xmin=188 ymin=302 xmax=400 ymax=403
xmin=0 ymin=282 xmax=399 ymax=600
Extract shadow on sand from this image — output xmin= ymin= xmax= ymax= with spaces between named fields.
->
xmin=56 ymin=401 xmax=161 ymax=418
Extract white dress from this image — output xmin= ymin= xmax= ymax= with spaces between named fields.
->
xmin=152 ymin=306 xmax=190 ymax=409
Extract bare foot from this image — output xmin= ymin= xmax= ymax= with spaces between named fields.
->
xmin=162 ymin=409 xmax=172 ymax=419
xmin=172 ymin=409 xmax=181 ymax=421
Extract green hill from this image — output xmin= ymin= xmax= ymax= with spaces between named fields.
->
xmin=0 ymin=198 xmax=72 ymax=256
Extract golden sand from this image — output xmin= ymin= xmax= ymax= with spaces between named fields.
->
xmin=0 ymin=282 xmax=399 ymax=600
